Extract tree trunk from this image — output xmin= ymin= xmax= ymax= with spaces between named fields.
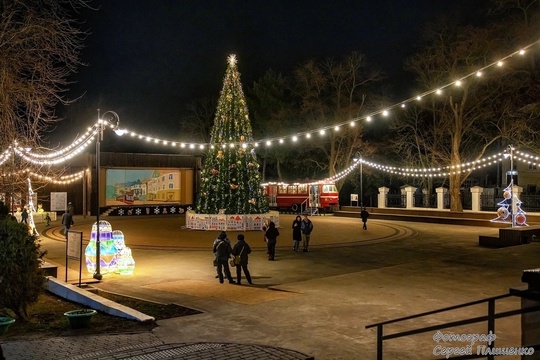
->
xmin=449 ymin=173 xmax=463 ymax=212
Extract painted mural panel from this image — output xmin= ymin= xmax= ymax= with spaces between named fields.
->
xmin=106 ymin=169 xmax=182 ymax=206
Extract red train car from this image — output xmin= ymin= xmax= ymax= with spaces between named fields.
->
xmin=116 ymin=191 xmax=135 ymax=205
xmin=264 ymin=182 xmax=339 ymax=212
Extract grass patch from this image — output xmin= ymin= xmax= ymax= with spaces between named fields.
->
xmin=1 ymin=290 xmax=201 ymax=340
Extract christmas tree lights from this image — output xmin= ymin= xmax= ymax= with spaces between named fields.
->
xmin=196 ymin=55 xmax=268 ymax=215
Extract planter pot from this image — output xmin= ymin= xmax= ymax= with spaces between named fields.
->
xmin=0 ymin=316 xmax=15 ymax=335
xmin=64 ymin=309 xmax=97 ymax=329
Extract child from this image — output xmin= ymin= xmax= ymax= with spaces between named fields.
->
xmin=45 ymin=213 xmax=51 ymax=226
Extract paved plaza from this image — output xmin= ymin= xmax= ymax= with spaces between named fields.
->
xmin=2 ymin=214 xmax=539 ymax=359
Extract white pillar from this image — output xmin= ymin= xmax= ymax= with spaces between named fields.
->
xmin=378 ymin=187 xmax=389 ymax=208
xmin=470 ymin=186 xmax=483 ymax=212
xmin=404 ymin=186 xmax=416 ymax=209
xmin=436 ymin=187 xmax=448 ymax=210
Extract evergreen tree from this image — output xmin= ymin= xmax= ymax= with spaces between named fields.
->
xmin=196 ymin=55 xmax=269 ymax=214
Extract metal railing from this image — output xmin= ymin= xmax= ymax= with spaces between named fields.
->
xmin=413 ymin=194 xmax=437 ymax=208
xmin=365 ymin=290 xmax=540 ymax=360
xmin=481 ymin=194 xmax=540 ymax=212
xmin=386 ymin=194 xmax=406 ymax=208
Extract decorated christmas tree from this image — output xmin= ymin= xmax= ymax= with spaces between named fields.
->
xmin=491 ymin=180 xmax=528 ymax=226
xmin=196 ymin=55 xmax=268 ymax=215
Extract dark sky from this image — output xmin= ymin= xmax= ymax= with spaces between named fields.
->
xmin=56 ymin=0 xmax=477 ymax=147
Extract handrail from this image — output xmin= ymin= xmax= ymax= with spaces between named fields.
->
xmin=365 ymin=289 xmax=539 ymax=360
xmin=366 ymin=292 xmax=516 ymax=329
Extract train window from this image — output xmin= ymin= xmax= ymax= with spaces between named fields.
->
xmin=323 ymin=184 xmax=338 ymax=193
xmin=278 ymin=185 xmax=288 ymax=194
xmin=288 ymin=186 xmax=297 ymax=194
xmin=298 ymin=185 xmax=308 ymax=194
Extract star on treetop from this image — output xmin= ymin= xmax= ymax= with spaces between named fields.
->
xmin=228 ymin=54 xmax=237 ymax=66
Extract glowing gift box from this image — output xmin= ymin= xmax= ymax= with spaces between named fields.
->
xmin=85 ymin=221 xmax=118 ymax=274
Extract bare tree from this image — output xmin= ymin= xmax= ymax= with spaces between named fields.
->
xmin=178 ymin=97 xmax=216 ymax=143
xmin=0 ymin=0 xmax=90 ymax=208
xmin=293 ymin=52 xmax=383 ymax=189
xmin=392 ymin=4 xmax=540 ymax=211
xmin=248 ymin=69 xmax=297 ymax=182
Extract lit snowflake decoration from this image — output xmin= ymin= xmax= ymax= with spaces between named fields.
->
xmin=228 ymin=54 xmax=237 ymax=66
xmin=118 ymin=209 xmax=125 ymax=216
xmin=154 ymin=207 xmax=160 ymax=214
xmin=135 ymin=208 xmax=142 ymax=215
xmin=170 ymin=207 xmax=176 ymax=213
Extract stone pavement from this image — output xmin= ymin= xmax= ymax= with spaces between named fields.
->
xmin=2 ymin=214 xmax=539 ymax=359
xmin=2 ymin=332 xmax=313 ymax=359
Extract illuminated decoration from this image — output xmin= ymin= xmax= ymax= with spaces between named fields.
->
xmin=112 ymin=230 xmax=135 ymax=275
xmin=1 ymin=40 xmax=538 ymax=187
xmin=85 ymin=221 xmax=119 ymax=275
xmin=2 ymin=39 xmax=531 ymax=162
xmin=195 ymin=54 xmax=268 ymax=216
xmin=13 ymin=127 xmax=98 ymax=165
xmin=491 ymin=180 xmax=528 ymax=227
xmin=26 ymin=178 xmax=38 ymax=236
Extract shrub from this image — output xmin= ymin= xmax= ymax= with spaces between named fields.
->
xmin=0 ymin=216 xmax=46 ymax=320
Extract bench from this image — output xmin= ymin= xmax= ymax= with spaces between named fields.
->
xmin=40 ymin=261 xmax=58 ymax=278
xmin=479 ymin=226 xmax=540 ymax=248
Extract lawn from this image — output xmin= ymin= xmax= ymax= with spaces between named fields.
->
xmin=1 ymin=289 xmax=201 ymax=340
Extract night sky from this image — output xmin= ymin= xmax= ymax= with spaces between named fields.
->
xmin=55 ymin=0 xmax=477 ymax=148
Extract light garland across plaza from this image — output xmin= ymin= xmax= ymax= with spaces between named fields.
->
xmin=45 ymin=39 xmax=534 ymax=152
xmin=1 ymin=39 xmax=538 ymax=185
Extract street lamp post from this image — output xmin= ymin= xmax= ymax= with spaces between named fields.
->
xmin=360 ymin=157 xmax=363 ymax=208
xmin=94 ymin=110 xmax=121 ymax=280
xmin=353 ymin=155 xmax=363 ymax=208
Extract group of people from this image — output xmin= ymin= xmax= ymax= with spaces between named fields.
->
xmin=291 ymin=215 xmax=313 ymax=252
xmin=212 ymin=231 xmax=253 ymax=285
xmin=212 ymin=210 xmax=369 ymax=284
xmin=211 ymin=215 xmax=317 ymax=285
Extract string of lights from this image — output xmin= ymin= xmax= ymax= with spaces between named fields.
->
xmin=14 ymin=129 xmax=98 ymax=165
xmin=33 ymin=38 xmax=532 ymax=152
xmin=1 ymin=39 xmax=538 ymax=185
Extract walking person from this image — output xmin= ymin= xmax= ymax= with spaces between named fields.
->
xmin=292 ymin=215 xmax=302 ymax=252
xmin=212 ymin=232 xmax=230 ymax=278
xmin=301 ymin=215 xmax=314 ymax=252
xmin=21 ymin=207 xmax=28 ymax=224
xmin=265 ymin=221 xmax=280 ymax=260
xmin=213 ymin=232 xmax=235 ymax=284
xmin=61 ymin=211 xmax=74 ymax=239
xmin=360 ymin=207 xmax=369 ymax=230
xmin=232 ymin=234 xmax=252 ymax=285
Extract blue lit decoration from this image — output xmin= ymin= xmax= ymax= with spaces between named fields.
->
xmin=491 ymin=180 xmax=528 ymax=226
xmin=112 ymin=230 xmax=135 ymax=275
xmin=85 ymin=221 xmax=124 ymax=274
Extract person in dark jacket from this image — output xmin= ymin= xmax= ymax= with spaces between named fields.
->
xmin=212 ymin=231 xmax=230 ymax=278
xmin=21 ymin=207 xmax=28 ymax=224
xmin=292 ymin=215 xmax=302 ymax=252
xmin=231 ymin=234 xmax=252 ymax=285
xmin=61 ymin=211 xmax=74 ymax=239
xmin=212 ymin=233 xmax=235 ymax=284
xmin=301 ymin=215 xmax=314 ymax=252
xmin=264 ymin=221 xmax=280 ymax=260
xmin=360 ymin=207 xmax=369 ymax=230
